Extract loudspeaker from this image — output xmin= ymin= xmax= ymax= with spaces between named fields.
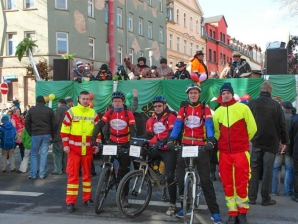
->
xmin=265 ymin=49 xmax=287 ymax=75
xmin=53 ymin=59 xmax=70 ymax=80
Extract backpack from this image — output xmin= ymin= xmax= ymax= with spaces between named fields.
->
xmin=0 ymin=124 xmax=16 ymax=149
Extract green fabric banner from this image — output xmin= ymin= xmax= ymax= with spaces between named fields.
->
xmin=36 ymin=76 xmax=297 ymax=112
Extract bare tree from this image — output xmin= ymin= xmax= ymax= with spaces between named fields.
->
xmin=276 ymin=0 xmax=298 ymax=16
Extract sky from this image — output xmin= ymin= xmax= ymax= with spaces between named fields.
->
xmin=199 ymin=0 xmax=297 ymax=51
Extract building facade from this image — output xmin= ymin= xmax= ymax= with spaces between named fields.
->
xmin=166 ymin=0 xmax=206 ymax=70
xmin=0 ymin=0 xmax=167 ymax=108
xmin=203 ymin=15 xmax=233 ymax=74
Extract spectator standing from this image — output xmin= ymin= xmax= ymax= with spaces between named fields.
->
xmin=248 ymin=81 xmax=289 ymax=206
xmin=231 ymin=52 xmax=252 ymax=78
xmin=0 ymin=115 xmax=16 ymax=172
xmin=65 ymin=96 xmax=74 ymax=108
xmin=51 ymin=99 xmax=69 ymax=175
xmin=72 ymin=61 xmax=89 ymax=82
xmin=167 ymin=83 xmax=223 ymax=224
xmin=189 ymin=50 xmax=208 ymax=75
xmin=113 ymin=66 xmax=129 ymax=81
xmin=153 ymin=58 xmax=174 ymax=79
xmin=95 ymin=64 xmax=112 ymax=81
xmin=23 ymin=105 xmax=31 ymax=117
xmin=213 ymin=82 xmax=257 ymax=224
xmin=271 ymin=102 xmax=294 ymax=196
xmin=124 ymin=56 xmax=152 ymax=80
xmin=17 ymin=127 xmax=31 ymax=173
xmin=173 ymin=62 xmax=190 ymax=80
xmin=289 ymin=107 xmax=298 ymax=203
xmin=61 ymin=91 xmax=101 ymax=213
xmin=25 ymin=96 xmax=55 ymax=180
xmin=11 ymin=108 xmax=25 ymax=160
xmin=219 ymin=62 xmax=233 ymax=79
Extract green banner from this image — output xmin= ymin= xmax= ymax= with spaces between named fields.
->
xmin=36 ymin=76 xmax=297 ymax=112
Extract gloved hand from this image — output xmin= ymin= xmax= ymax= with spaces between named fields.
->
xmin=166 ymin=138 xmax=176 ymax=151
xmin=153 ymin=139 xmax=166 ymax=151
xmin=204 ymin=137 xmax=216 ymax=151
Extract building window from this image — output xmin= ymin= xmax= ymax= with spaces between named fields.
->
xmin=88 ymin=0 xmax=94 ymax=17
xmin=190 ymin=43 xmax=193 ymax=56
xmin=184 ymin=13 xmax=186 ymax=27
xmin=220 ymin=53 xmax=222 ymax=60
xmin=196 ymin=45 xmax=199 ymax=51
xmin=169 ymin=34 xmax=172 ymax=50
xmin=148 ymin=0 xmax=152 ymax=6
xmin=7 ymin=0 xmax=17 ymax=10
xmin=148 ymin=21 xmax=152 ymax=39
xmin=159 ymin=26 xmax=163 ymax=43
xmin=56 ymin=32 xmax=68 ymax=55
xmin=168 ymin=8 xmax=173 ymax=21
xmin=7 ymin=33 xmax=17 ymax=56
xmin=24 ymin=0 xmax=34 ymax=9
xmin=138 ymin=17 xmax=143 ymax=35
xmin=159 ymin=0 xmax=162 ymax=12
xmin=89 ymin=37 xmax=94 ymax=59
xmin=213 ymin=31 xmax=215 ymax=39
xmin=139 ymin=51 xmax=144 ymax=57
xmin=223 ymin=54 xmax=226 ymax=62
xmin=128 ymin=13 xmax=133 ymax=32
xmin=55 ymin=0 xmax=67 ymax=10
xmin=184 ymin=40 xmax=187 ymax=54
xmin=209 ymin=29 xmax=212 ymax=38
xmin=129 ymin=48 xmax=134 ymax=62
xmin=196 ymin=20 xmax=199 ymax=33
xmin=190 ymin=17 xmax=193 ymax=30
xmin=220 ymin=32 xmax=222 ymax=41
xmin=25 ymin=32 xmax=36 ymax=54
xmin=213 ymin=51 xmax=216 ymax=62
xmin=117 ymin=8 xmax=123 ymax=28
xmin=118 ymin=45 xmax=123 ymax=65
xmin=176 ymin=9 xmax=179 ymax=24
xmin=209 ymin=49 xmax=212 ymax=61
xmin=104 ymin=3 xmax=108 ymax=23
xmin=223 ymin=34 xmax=225 ymax=43
xmin=177 ymin=37 xmax=180 ymax=52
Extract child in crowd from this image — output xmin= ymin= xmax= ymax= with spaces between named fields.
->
xmin=17 ymin=128 xmax=31 ymax=173
xmin=0 ymin=115 xmax=17 ymax=172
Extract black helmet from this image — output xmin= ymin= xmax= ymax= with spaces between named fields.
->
xmin=138 ymin=57 xmax=146 ymax=64
xmin=160 ymin=58 xmax=167 ymax=64
xmin=111 ymin=91 xmax=126 ymax=102
xmin=152 ymin=95 xmax=167 ymax=104
xmin=185 ymin=83 xmax=201 ymax=94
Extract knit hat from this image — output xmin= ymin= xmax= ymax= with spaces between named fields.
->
xmin=220 ymin=82 xmax=234 ymax=95
xmin=100 ymin=64 xmax=108 ymax=71
xmin=65 ymin=96 xmax=73 ymax=103
xmin=1 ymin=115 xmax=9 ymax=123
xmin=36 ymin=96 xmax=45 ymax=104
xmin=281 ymin=102 xmax=293 ymax=110
xmin=76 ymin=61 xmax=84 ymax=68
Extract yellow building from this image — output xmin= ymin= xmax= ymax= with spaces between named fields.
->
xmin=166 ymin=0 xmax=206 ymax=70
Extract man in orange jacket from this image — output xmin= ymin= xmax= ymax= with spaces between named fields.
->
xmin=61 ymin=91 xmax=101 ymax=213
xmin=189 ymin=50 xmax=208 ymax=75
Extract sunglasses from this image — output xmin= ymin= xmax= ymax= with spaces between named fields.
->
xmin=154 ymin=105 xmax=163 ymax=108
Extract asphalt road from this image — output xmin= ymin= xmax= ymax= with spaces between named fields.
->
xmin=0 ymin=148 xmax=297 ymax=224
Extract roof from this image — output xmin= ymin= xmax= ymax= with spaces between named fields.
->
xmin=203 ymin=15 xmax=228 ymax=27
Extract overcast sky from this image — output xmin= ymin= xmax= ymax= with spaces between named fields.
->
xmin=200 ymin=0 xmax=297 ymax=51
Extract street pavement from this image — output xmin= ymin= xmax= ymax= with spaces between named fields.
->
xmin=0 ymin=148 xmax=297 ymax=224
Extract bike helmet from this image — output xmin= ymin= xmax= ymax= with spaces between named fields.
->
xmin=152 ymin=95 xmax=167 ymax=104
xmin=117 ymin=66 xmax=124 ymax=71
xmin=185 ymin=83 xmax=201 ymax=94
xmin=138 ymin=57 xmax=146 ymax=64
xmin=111 ymin=91 xmax=126 ymax=102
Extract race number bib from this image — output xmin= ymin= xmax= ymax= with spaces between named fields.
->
xmin=182 ymin=146 xmax=198 ymax=158
xmin=129 ymin=145 xmax=141 ymax=157
xmin=102 ymin=145 xmax=117 ymax=155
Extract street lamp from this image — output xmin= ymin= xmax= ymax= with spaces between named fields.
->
xmin=144 ymin=48 xmax=156 ymax=67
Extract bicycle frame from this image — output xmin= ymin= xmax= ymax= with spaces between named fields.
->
xmin=184 ymin=157 xmax=198 ymax=208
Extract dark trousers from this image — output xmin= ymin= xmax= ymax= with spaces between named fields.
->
xmin=248 ymin=146 xmax=276 ymax=202
xmin=177 ymin=149 xmax=220 ymax=214
xmin=52 ymin=141 xmax=66 ymax=173
xmin=151 ymin=149 xmax=178 ymax=204
xmin=16 ymin=143 xmax=25 ymax=160
xmin=294 ymin=158 xmax=298 ymax=198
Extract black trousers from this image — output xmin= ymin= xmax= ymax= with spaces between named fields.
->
xmin=176 ymin=149 xmax=220 ymax=214
xmin=151 ymin=149 xmax=178 ymax=204
xmin=293 ymin=158 xmax=298 ymax=198
xmin=16 ymin=143 xmax=25 ymax=160
xmin=248 ymin=146 xmax=276 ymax=202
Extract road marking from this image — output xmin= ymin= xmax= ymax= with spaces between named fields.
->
xmin=128 ymin=200 xmax=208 ymax=210
xmin=0 ymin=191 xmax=44 ymax=197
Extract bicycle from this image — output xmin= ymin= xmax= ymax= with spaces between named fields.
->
xmin=180 ymin=145 xmax=203 ymax=224
xmin=94 ymin=144 xmax=128 ymax=214
xmin=115 ymin=137 xmax=173 ymax=217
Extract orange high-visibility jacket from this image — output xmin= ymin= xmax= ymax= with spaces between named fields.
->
xmin=60 ymin=103 xmax=101 ymax=156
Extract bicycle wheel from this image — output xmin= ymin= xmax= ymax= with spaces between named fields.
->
xmin=94 ymin=167 xmax=112 ymax=214
xmin=194 ymin=172 xmax=201 ymax=209
xmin=183 ymin=174 xmax=195 ymax=224
xmin=116 ymin=170 xmax=152 ymax=217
